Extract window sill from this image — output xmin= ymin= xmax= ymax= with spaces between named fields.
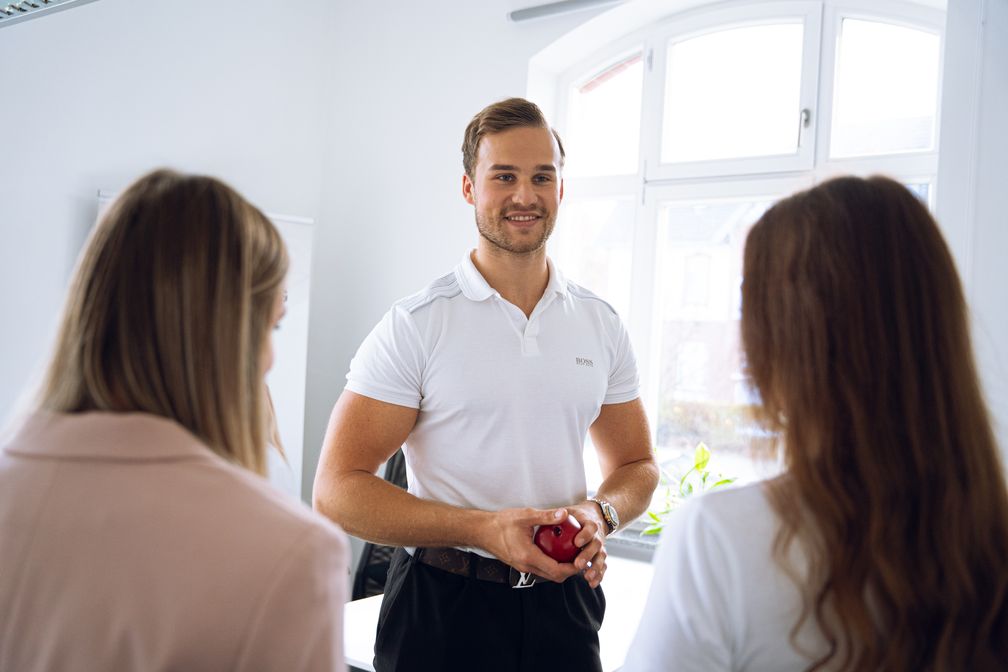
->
xmin=606 ymin=522 xmax=658 ymax=563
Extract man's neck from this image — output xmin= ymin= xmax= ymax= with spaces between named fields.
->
xmin=471 ymin=242 xmax=549 ymax=318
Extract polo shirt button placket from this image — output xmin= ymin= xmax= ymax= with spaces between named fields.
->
xmin=522 ymin=320 xmax=540 ymax=356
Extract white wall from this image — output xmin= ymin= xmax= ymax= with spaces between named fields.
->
xmin=936 ymin=0 xmax=1008 ymax=453
xmin=0 ymin=0 xmax=606 ymax=573
xmin=0 ymin=0 xmax=338 ymax=425
xmin=303 ymin=1 xmax=607 ymax=497
xmin=0 ymin=0 xmax=601 ymax=446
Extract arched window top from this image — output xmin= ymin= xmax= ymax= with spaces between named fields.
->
xmin=532 ymin=0 xmax=944 ymax=179
xmin=529 ymin=0 xmax=944 ymax=132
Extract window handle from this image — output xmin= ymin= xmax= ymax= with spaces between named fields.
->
xmin=798 ymin=108 xmax=811 ymax=146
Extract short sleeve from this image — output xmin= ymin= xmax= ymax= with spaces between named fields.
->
xmin=345 ymin=305 xmax=426 ymax=408
xmin=620 ymin=496 xmax=737 ymax=671
xmin=604 ymin=315 xmax=640 ymax=404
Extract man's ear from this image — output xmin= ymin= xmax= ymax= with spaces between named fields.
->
xmin=462 ymin=173 xmax=476 ymax=205
xmin=559 ymin=178 xmax=564 ymax=203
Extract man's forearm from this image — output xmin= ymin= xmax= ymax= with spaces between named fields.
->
xmin=313 ymin=470 xmax=492 ymax=549
xmin=592 ymin=458 xmax=660 ymax=532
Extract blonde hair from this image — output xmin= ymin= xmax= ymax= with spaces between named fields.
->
xmin=39 ymin=168 xmax=288 ymax=475
xmin=742 ymin=175 xmax=1008 ymax=670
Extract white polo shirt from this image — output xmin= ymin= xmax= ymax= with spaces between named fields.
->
xmin=346 ymin=252 xmax=639 ymax=555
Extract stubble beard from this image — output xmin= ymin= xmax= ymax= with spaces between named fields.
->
xmin=475 ymin=208 xmax=556 ymax=256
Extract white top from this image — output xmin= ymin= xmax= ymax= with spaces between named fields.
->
xmin=346 ymin=252 xmax=639 ymax=555
xmin=622 ymin=482 xmax=823 ymax=672
xmin=267 ymin=444 xmax=299 ymax=498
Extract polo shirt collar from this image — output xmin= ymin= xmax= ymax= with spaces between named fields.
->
xmin=545 ymin=256 xmax=570 ymax=301
xmin=455 ymin=251 xmax=570 ymax=302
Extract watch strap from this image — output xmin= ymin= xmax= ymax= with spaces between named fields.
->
xmin=587 ymin=496 xmax=618 ymax=534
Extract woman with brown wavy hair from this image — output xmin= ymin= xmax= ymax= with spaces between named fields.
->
xmin=623 ymin=175 xmax=1008 ymax=671
xmin=0 ymin=169 xmax=349 ymax=671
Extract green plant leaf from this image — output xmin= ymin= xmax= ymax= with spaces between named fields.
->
xmin=648 ymin=511 xmax=661 ymax=523
xmin=642 ymin=523 xmax=663 ymax=536
xmin=712 ymin=477 xmax=737 ymax=489
xmin=683 ymin=482 xmax=694 ymax=497
xmin=694 ymin=442 xmax=711 ymax=471
xmin=679 ymin=466 xmax=695 ymax=491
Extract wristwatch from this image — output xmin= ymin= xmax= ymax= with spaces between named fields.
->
xmin=587 ymin=496 xmax=619 ymax=535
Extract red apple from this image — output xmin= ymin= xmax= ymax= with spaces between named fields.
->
xmin=534 ymin=515 xmax=582 ymax=563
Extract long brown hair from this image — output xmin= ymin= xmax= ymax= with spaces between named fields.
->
xmin=741 ymin=175 xmax=1008 ymax=670
xmin=39 ymin=169 xmax=288 ymax=475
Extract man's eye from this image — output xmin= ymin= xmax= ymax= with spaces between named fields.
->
xmin=495 ymin=174 xmax=515 ymax=182
xmin=534 ymin=175 xmax=553 ymax=183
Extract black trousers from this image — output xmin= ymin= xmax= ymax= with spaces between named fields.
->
xmin=374 ymin=547 xmax=606 ymax=672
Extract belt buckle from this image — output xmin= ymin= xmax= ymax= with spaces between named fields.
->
xmin=509 ymin=567 xmax=537 ymax=589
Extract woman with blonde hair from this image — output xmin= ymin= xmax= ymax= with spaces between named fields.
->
xmin=623 ymin=175 xmax=1008 ymax=671
xmin=0 ymin=169 xmax=349 ymax=671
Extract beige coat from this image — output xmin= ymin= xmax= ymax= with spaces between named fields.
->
xmin=0 ymin=411 xmax=349 ymax=672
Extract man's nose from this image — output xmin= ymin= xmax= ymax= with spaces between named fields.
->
xmin=510 ymin=179 xmax=536 ymax=207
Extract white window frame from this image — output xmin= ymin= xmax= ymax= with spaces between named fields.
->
xmin=815 ymin=0 xmax=945 ymax=171
xmin=644 ymin=1 xmax=824 ymax=180
xmin=546 ymin=0 xmax=945 ymax=552
xmin=636 ymin=176 xmax=814 ymax=425
xmin=555 ymin=36 xmax=649 ymax=179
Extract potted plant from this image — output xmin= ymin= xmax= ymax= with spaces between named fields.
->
xmin=642 ymin=442 xmax=737 ymax=536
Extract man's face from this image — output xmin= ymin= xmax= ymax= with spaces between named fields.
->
xmin=462 ymin=126 xmax=563 ymax=256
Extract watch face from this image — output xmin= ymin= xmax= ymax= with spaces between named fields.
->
xmin=591 ymin=497 xmax=618 ymax=532
xmin=604 ymin=502 xmax=619 ymax=528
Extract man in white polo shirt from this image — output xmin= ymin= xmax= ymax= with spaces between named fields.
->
xmin=313 ymin=97 xmax=659 ymax=672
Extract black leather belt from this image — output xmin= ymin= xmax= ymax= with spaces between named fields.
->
xmin=415 ymin=547 xmax=544 ymax=589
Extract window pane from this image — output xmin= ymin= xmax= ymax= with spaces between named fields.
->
xmin=662 ymin=23 xmax=804 ymax=163
xmin=904 ymin=181 xmax=931 ymax=207
xmin=653 ymin=195 xmax=784 ymax=485
xmin=550 ymin=196 xmax=636 ymax=491
xmin=830 ymin=19 xmax=940 ymax=158
xmin=551 ymin=196 xmax=635 ymax=322
xmin=565 ymin=53 xmax=644 ymax=177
